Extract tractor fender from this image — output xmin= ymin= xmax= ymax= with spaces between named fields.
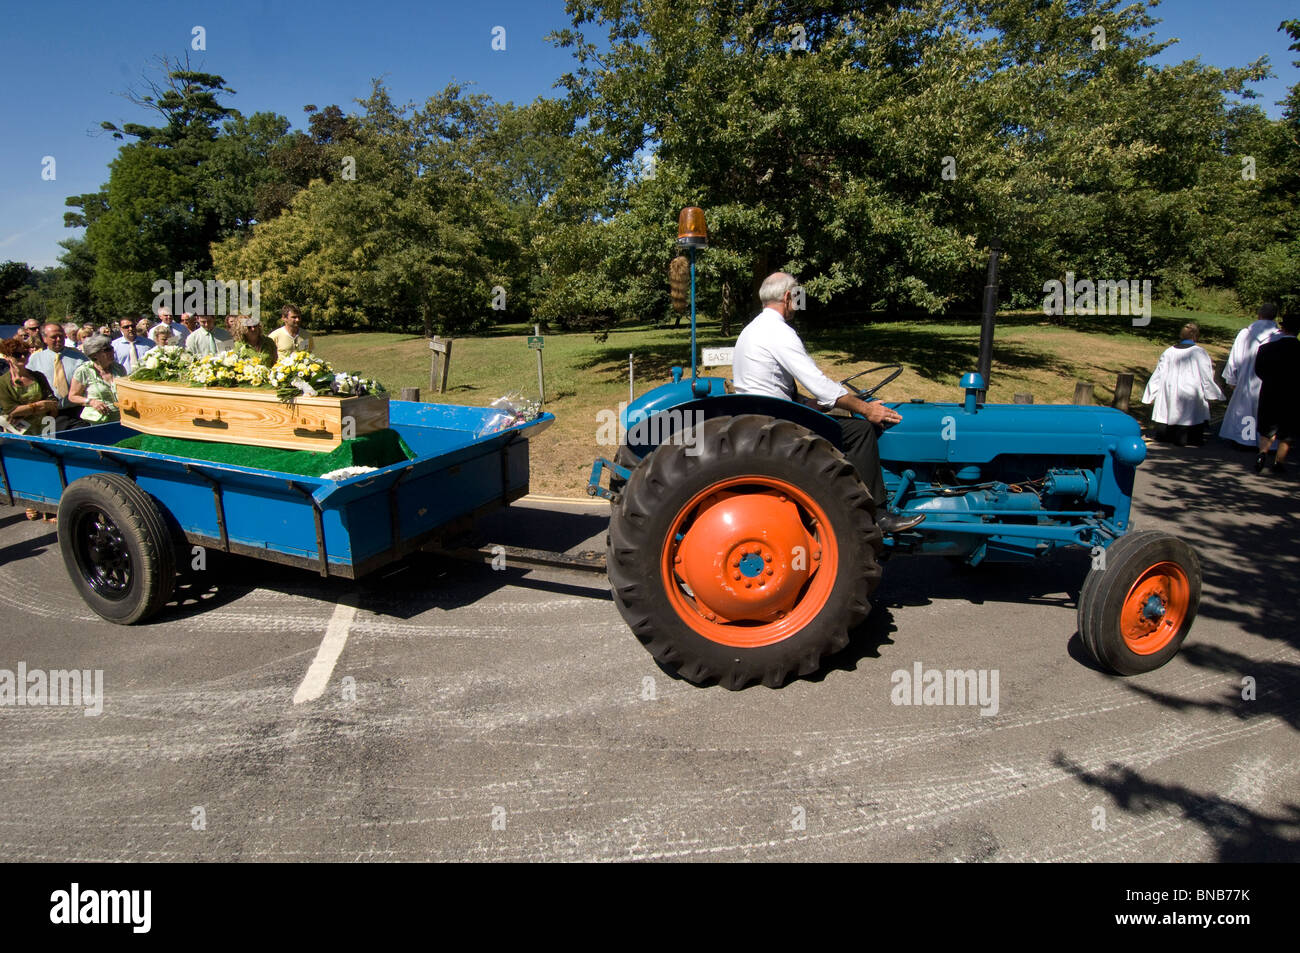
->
xmin=624 ymin=393 xmax=845 ymax=460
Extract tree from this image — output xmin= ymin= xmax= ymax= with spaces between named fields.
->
xmin=63 ymin=57 xmax=298 ymax=316
xmin=213 ymin=82 xmax=524 ymax=335
xmin=544 ymin=0 xmax=1277 ymax=328
xmin=0 ymin=261 xmax=32 ymax=312
xmin=1232 ymin=19 xmax=1300 ymax=312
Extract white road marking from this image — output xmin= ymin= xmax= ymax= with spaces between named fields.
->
xmin=520 ymin=493 xmax=609 ymax=508
xmin=292 ymin=603 xmax=356 ymax=705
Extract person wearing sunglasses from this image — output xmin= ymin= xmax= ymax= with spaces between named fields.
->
xmin=112 ymin=318 xmax=153 ymax=373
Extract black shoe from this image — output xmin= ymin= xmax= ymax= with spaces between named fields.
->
xmin=1255 ymin=454 xmax=1267 ymax=473
xmin=878 ymin=511 xmax=926 ymax=535
xmin=1271 ymin=462 xmax=1287 ymax=475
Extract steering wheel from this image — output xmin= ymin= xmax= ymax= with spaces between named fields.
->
xmin=840 ymin=364 xmax=903 ymax=401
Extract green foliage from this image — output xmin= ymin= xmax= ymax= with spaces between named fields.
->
xmin=543 ymin=0 xmax=1290 ymax=326
xmin=215 ymin=82 xmax=555 ymax=335
xmin=0 ymin=261 xmax=32 ymax=310
xmin=37 ymin=8 xmax=1300 ymax=333
xmin=63 ymin=58 xmax=301 ymax=318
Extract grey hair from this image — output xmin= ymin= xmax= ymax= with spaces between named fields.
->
xmin=82 ymin=334 xmax=113 ymax=359
xmin=758 ymin=272 xmax=799 ymax=305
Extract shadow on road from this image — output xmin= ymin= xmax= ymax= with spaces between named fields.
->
xmin=1131 ymin=437 xmax=1300 ymax=654
xmin=1053 ymin=752 xmax=1300 ymax=861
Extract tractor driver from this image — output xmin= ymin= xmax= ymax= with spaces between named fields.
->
xmin=731 ymin=272 xmax=924 ymax=536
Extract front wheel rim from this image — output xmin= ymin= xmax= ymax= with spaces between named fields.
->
xmin=1120 ymin=560 xmax=1190 ymax=655
xmin=662 ymin=476 xmax=838 ymax=648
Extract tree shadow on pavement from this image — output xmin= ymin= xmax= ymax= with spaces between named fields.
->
xmin=1052 ymin=433 xmax=1300 ymax=861
xmin=1052 ymin=752 xmax=1300 ymax=861
xmin=1128 ymin=438 xmax=1300 ymax=657
xmin=1120 ymin=643 xmax=1300 ymax=736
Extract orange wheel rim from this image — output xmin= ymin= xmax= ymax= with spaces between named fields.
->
xmin=662 ymin=476 xmax=838 ymax=648
xmin=1119 ymin=561 xmax=1191 ymax=655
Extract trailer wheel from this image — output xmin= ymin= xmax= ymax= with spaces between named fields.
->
xmin=58 ymin=473 xmax=177 ymax=625
xmin=608 ymin=415 xmax=883 ymax=689
xmin=1077 ymin=531 xmax=1200 ymax=675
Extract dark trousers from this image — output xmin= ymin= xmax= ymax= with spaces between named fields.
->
xmin=1154 ymin=422 xmax=1206 ymax=446
xmin=839 ymin=417 xmax=888 ymax=508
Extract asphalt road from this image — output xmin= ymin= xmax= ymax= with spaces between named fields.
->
xmin=0 ymin=436 xmax=1296 ymax=862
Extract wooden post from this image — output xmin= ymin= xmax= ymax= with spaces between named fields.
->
xmin=400 ymin=387 xmax=420 ymax=402
xmin=428 ymin=337 xmax=452 ymax=394
xmin=1072 ymin=382 xmax=1094 ymax=405
xmin=1013 ymin=393 xmax=1034 ymax=404
xmin=1112 ymin=373 xmax=1134 ymax=412
xmin=535 ymin=324 xmax=545 ymax=406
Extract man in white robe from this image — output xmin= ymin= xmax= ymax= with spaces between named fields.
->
xmin=1219 ymin=303 xmax=1280 ymax=447
xmin=1142 ymin=322 xmax=1224 ymax=445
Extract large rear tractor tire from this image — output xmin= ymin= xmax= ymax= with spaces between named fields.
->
xmin=608 ymin=443 xmax=641 ymax=498
xmin=58 ymin=473 xmax=177 ymax=625
xmin=608 ymin=415 xmax=883 ymax=689
xmin=1078 ymin=530 xmax=1201 ymax=675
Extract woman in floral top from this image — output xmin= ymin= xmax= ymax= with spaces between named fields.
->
xmin=232 ymin=315 xmax=278 ymax=367
xmin=68 ymin=334 xmax=127 ymax=423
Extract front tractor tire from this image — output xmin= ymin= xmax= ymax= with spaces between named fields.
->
xmin=607 ymin=415 xmax=884 ymax=690
xmin=1078 ymin=530 xmax=1201 ymax=675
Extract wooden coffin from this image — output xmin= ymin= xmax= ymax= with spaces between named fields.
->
xmin=116 ymin=379 xmax=389 ymax=452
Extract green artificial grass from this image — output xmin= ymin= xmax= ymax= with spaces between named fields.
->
xmin=115 ymin=428 xmax=415 ymax=477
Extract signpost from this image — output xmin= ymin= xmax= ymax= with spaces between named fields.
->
xmin=531 ymin=324 xmax=545 ymax=405
xmin=429 ymin=337 xmax=453 ymax=394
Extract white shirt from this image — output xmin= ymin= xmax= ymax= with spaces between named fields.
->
xmin=1141 ymin=342 xmax=1224 ymax=426
xmin=732 ymin=308 xmax=847 ymax=409
xmin=112 ymin=336 xmax=153 ymax=373
xmin=1218 ymin=319 xmax=1279 ymax=445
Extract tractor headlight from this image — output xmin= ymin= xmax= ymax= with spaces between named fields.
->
xmin=1113 ymin=437 xmax=1147 ymax=467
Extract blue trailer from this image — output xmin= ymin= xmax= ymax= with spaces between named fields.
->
xmin=0 ymin=401 xmax=553 ymax=624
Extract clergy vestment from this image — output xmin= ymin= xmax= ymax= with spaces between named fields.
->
xmin=1219 ymin=318 xmax=1279 ymax=446
xmin=1142 ymin=342 xmax=1224 ymax=427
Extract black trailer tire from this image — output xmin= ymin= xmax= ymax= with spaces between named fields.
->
xmin=58 ymin=473 xmax=177 ymax=625
xmin=608 ymin=414 xmax=883 ymax=690
xmin=1077 ymin=530 xmax=1201 ymax=675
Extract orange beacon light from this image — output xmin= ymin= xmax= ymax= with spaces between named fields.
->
xmin=677 ymin=206 xmax=708 ymax=248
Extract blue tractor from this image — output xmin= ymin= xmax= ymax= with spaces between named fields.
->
xmin=588 ymin=366 xmax=1202 ymax=689
xmin=587 ymin=215 xmax=1201 ymax=689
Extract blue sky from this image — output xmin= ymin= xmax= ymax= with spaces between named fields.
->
xmin=1 ymin=0 xmax=1296 ymax=268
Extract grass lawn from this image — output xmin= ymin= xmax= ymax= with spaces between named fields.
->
xmin=313 ymin=304 xmax=1250 ymax=498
